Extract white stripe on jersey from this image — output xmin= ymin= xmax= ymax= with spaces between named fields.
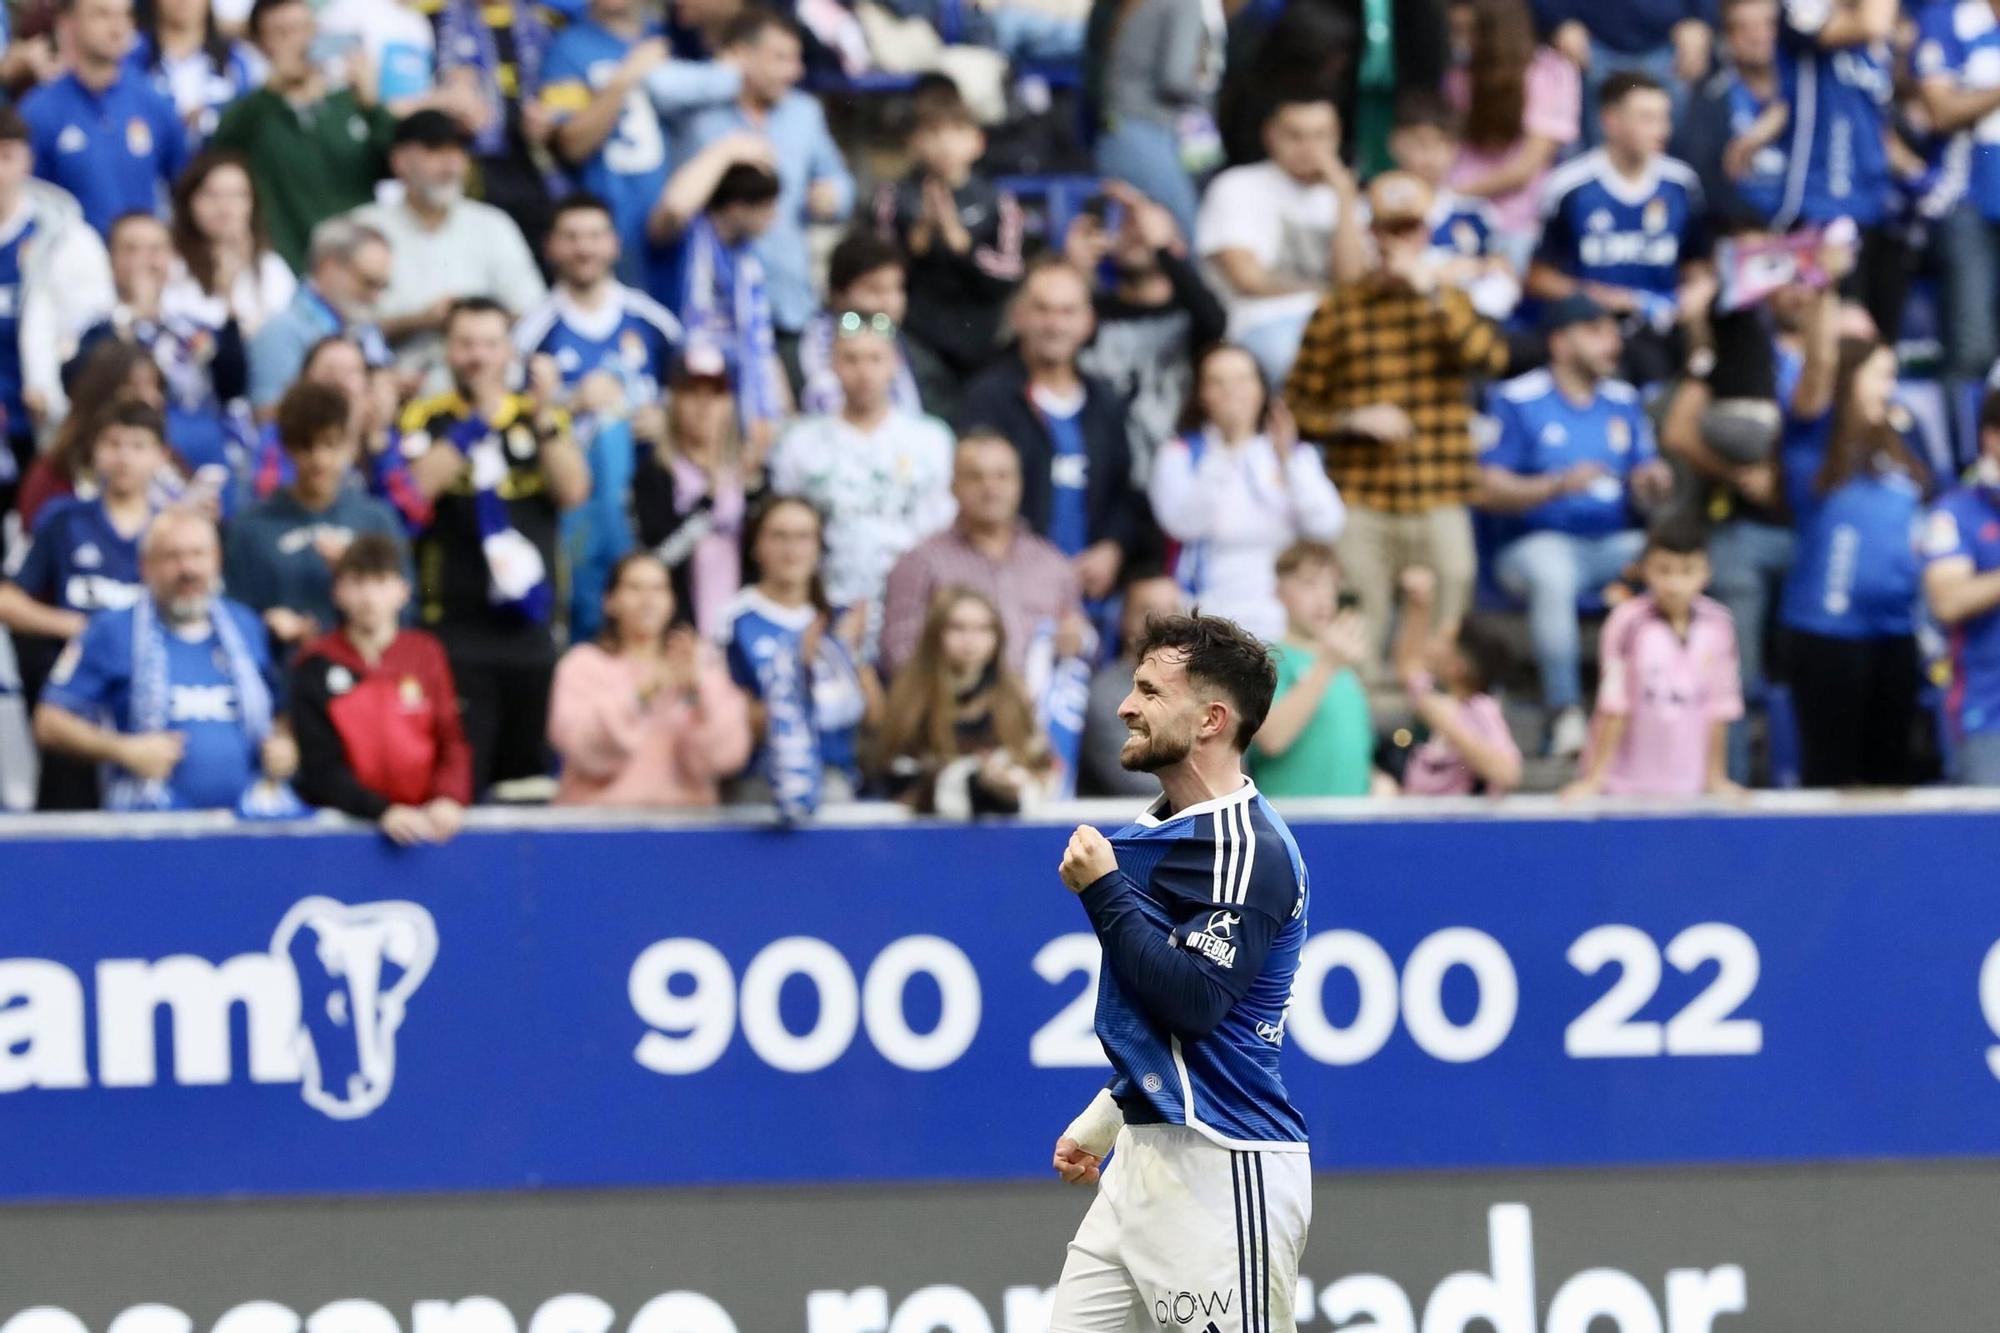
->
xmin=1224 ymin=803 xmax=1243 ymax=905
xmin=1235 ymin=801 xmax=1257 ymax=906
xmin=1212 ymin=810 xmax=1227 ymax=902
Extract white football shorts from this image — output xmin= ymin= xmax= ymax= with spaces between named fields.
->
xmin=1050 ymin=1124 xmax=1312 ymax=1332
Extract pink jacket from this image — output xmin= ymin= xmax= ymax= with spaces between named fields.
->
xmin=548 ymin=643 xmax=753 ymax=808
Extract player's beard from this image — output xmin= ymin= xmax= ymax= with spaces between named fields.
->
xmin=1120 ymin=718 xmax=1193 ymax=773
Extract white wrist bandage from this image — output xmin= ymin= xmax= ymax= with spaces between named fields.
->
xmin=1063 ymin=1088 xmax=1124 ymax=1158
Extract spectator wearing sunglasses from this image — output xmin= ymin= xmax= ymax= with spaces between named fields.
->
xmin=1284 ymin=170 xmax=1511 ymax=680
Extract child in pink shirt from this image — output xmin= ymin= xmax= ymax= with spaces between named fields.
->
xmin=1566 ymin=519 xmax=1744 ymax=799
xmin=1395 ymin=567 xmax=1525 ymax=796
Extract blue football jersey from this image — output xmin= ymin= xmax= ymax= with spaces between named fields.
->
xmin=1534 ymin=149 xmax=1708 ymax=302
xmin=540 ymin=20 xmax=672 ymax=278
xmin=41 ymin=597 xmax=274 ymax=810
xmin=9 ymin=497 xmax=145 ymax=616
xmin=0 ymin=204 xmax=36 ymax=437
xmin=1779 ymin=393 xmax=1926 ymax=639
xmin=1776 ymin=0 xmax=1893 ymax=226
xmin=1723 ymin=75 xmax=1791 ymax=222
xmin=1915 ymin=0 xmax=2000 ymax=220
xmin=1480 ymin=369 xmax=1657 ymax=542
xmin=1922 ymin=485 xmax=2000 ymax=735
xmin=720 ymin=588 xmax=867 ymax=784
xmin=19 ymin=68 xmax=186 ymax=237
xmin=1429 ymin=191 xmax=1496 ymax=260
xmin=1090 ymin=781 xmax=1310 ymax=1149
xmin=514 ymin=284 xmax=682 ymax=409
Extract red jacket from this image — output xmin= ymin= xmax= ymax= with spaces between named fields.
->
xmin=289 ymin=628 xmax=473 ymax=816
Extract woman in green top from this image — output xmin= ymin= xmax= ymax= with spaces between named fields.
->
xmin=1250 ymin=539 xmax=1378 ymax=796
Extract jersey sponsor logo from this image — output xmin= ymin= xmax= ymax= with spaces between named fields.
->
xmin=1186 ymin=910 xmax=1240 ymax=970
xmin=1050 ymin=454 xmax=1089 ymax=489
xmin=169 ymin=683 xmax=238 ymax=723
xmin=62 ymin=574 xmax=141 ymax=613
xmin=0 ymin=896 xmax=436 ymax=1121
xmin=1152 ymin=1289 xmax=1233 ymax=1326
xmin=1578 ymin=230 xmax=1682 ymax=269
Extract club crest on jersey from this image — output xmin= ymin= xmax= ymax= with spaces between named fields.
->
xmin=1609 ymin=417 xmax=1631 ymax=453
xmin=126 ymin=118 xmax=152 ymax=158
xmin=1643 ymin=197 xmax=1668 ymax=234
xmin=1186 ymin=910 xmax=1240 ymax=969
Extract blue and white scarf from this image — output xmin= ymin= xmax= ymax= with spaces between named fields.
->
xmin=758 ymin=632 xmax=821 ymax=822
xmin=450 ymin=415 xmax=553 ymax=624
xmin=682 ymin=214 xmax=780 ymax=435
xmin=111 ymin=594 xmax=277 ymax=813
xmin=437 ymin=0 xmax=554 ymax=161
xmin=1025 ymin=618 xmax=1092 ymax=802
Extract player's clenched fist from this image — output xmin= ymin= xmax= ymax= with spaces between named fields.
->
xmin=1059 ymin=825 xmax=1118 ymax=894
xmin=1051 ymin=1135 xmax=1103 ymax=1185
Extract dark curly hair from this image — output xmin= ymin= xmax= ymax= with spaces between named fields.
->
xmin=1131 ymin=612 xmax=1278 ymax=752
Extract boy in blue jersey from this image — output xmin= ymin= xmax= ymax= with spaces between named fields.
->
xmin=1772 ymin=0 xmax=1900 ymax=334
xmin=1529 ymin=72 xmax=1711 ymax=386
xmin=34 ymin=505 xmax=298 ymax=811
xmin=1477 ymin=295 xmax=1676 ymax=755
xmin=20 ymin=0 xmax=187 ymax=239
xmin=1049 ymin=611 xmax=1310 ymax=1332
xmin=1924 ymin=389 xmax=2000 ymax=783
xmin=1387 ymin=92 xmax=1521 ymax=322
xmin=515 ymin=194 xmax=683 ymax=412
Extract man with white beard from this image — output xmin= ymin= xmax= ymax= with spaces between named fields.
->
xmin=34 ymin=506 xmax=297 ymax=811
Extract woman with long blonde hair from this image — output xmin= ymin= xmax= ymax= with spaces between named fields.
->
xmin=872 ymin=585 xmax=1053 ymax=816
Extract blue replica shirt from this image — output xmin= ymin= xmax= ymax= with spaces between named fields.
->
xmin=540 ymin=20 xmax=672 ymax=276
xmin=20 ymin=68 xmax=187 ymax=237
xmin=0 ymin=204 xmax=36 ymax=438
xmin=1723 ymin=75 xmax=1791 ymax=222
xmin=125 ymin=36 xmax=261 ymax=145
xmin=721 ymin=588 xmax=867 ymax=784
xmin=1922 ymin=485 xmax=2000 ymax=735
xmin=1039 ymin=397 xmax=1090 ymax=557
xmin=513 ymin=283 xmax=681 ymax=408
xmin=680 ymin=92 xmax=855 ymax=332
xmin=41 ymin=598 xmax=275 ymax=810
xmin=1430 ymin=192 xmax=1495 ymax=261
xmin=1915 ymin=0 xmax=2000 ymax=220
xmin=1775 ymin=0 xmax=1893 ymax=226
xmin=1778 ymin=400 xmax=1925 ymax=639
xmin=9 ymin=497 xmax=146 ymax=616
xmin=1079 ymin=780 xmax=1309 ymax=1149
xmin=1534 ymin=149 xmax=1709 ymax=303
xmin=1480 ymin=369 xmax=1657 ymax=541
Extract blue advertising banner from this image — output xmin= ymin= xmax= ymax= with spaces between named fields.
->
xmin=4 ymin=804 xmax=2000 ymax=1202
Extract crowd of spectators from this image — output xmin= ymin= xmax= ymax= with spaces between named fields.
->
xmin=6 ymin=0 xmax=2000 ymax=838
